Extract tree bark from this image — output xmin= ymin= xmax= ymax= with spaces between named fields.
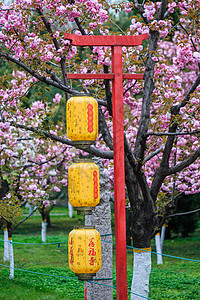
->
xmin=85 ymin=158 xmax=113 ymax=300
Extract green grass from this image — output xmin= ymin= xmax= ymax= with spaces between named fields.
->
xmin=0 ymin=207 xmax=200 ymax=299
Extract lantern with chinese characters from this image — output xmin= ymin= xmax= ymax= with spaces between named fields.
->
xmin=68 ymin=160 xmax=100 ymax=215
xmin=66 ymin=96 xmax=98 ymax=149
xmin=68 ymin=227 xmax=101 ymax=280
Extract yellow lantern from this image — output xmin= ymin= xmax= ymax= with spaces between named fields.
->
xmin=68 ymin=227 xmax=101 ymax=280
xmin=66 ymin=96 xmax=98 ymax=149
xmin=68 ymin=160 xmax=100 ymax=215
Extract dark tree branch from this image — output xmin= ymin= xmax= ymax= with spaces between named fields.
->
xmin=103 ymin=65 xmax=113 ymax=116
xmin=144 ymin=146 xmax=164 ymax=162
xmin=146 ymin=130 xmax=200 ymax=136
xmin=98 ymin=106 xmax=113 ymax=150
xmin=134 ymin=31 xmax=159 ymax=163
xmin=167 ymin=146 xmax=200 ymax=175
xmin=13 ymin=207 xmax=38 ymax=230
xmin=123 ymin=81 xmax=138 ymax=95
xmin=133 ymin=0 xmax=148 ymax=24
xmin=172 ymin=73 xmax=200 ymax=114
xmin=74 ymin=17 xmax=86 ymax=35
xmin=88 ymin=146 xmax=113 ymax=159
xmin=156 ymin=0 xmax=168 ymax=20
xmin=0 ymin=215 xmax=9 ymax=223
xmin=166 ymin=208 xmax=200 ymax=218
xmin=124 ymin=133 xmax=137 ymax=168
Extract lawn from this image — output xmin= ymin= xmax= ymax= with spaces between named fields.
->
xmin=0 ymin=207 xmax=199 ymax=299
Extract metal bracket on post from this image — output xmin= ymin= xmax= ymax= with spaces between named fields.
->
xmin=64 ymin=33 xmax=147 ymax=300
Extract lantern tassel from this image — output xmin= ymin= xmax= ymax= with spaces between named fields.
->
xmin=84 ymin=281 xmax=87 ymax=300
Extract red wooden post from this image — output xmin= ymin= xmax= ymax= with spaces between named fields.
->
xmin=112 ymin=45 xmax=127 ymax=299
xmin=64 ymin=33 xmax=147 ymax=300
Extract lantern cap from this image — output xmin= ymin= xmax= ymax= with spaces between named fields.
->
xmin=73 ymin=225 xmax=95 ymax=229
xmin=75 ymin=273 xmax=96 ymax=281
xmin=72 ymin=140 xmax=94 ymax=150
xmin=70 ymin=93 xmax=93 ymax=97
xmin=72 ymin=158 xmax=94 ymax=163
xmin=74 ymin=206 xmax=95 ymax=215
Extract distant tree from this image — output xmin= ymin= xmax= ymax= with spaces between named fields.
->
xmin=166 ymin=193 xmax=200 ymax=238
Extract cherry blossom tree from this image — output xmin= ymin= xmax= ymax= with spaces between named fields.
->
xmin=0 ymin=0 xmax=200 ymax=298
xmin=0 ymin=81 xmax=74 ymax=276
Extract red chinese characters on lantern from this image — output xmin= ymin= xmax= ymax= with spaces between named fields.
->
xmin=87 ymin=104 xmax=94 ymax=133
xmin=93 ymin=170 xmax=98 ymax=199
xmin=69 ymin=237 xmax=74 ymax=265
xmin=88 ymin=248 xmax=96 ymax=256
xmin=88 ymin=237 xmax=96 ymax=266
xmin=88 ymin=257 xmax=95 ymax=266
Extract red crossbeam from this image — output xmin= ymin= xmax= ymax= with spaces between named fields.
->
xmin=64 ymin=33 xmax=147 ymax=46
xmin=67 ymin=74 xmax=143 ymax=80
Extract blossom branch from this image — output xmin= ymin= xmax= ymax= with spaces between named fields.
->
xmin=175 ymin=11 xmax=198 ymax=52
xmin=12 ymin=122 xmax=113 ymax=159
xmin=36 ymin=8 xmax=69 ymax=101
xmin=0 ymin=50 xmax=81 ymax=95
xmin=16 ymin=81 xmax=40 ymax=100
xmin=151 ymin=73 xmax=200 ymax=201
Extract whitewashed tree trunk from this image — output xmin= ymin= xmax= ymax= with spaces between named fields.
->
xmin=85 ymin=159 xmax=113 ymax=300
xmin=41 ymin=221 xmax=47 ymax=243
xmin=25 ymin=202 xmax=34 ymax=215
xmin=68 ymin=202 xmax=74 ymax=218
xmin=9 ymin=238 xmax=14 ymax=279
xmin=4 ymin=228 xmax=9 ymax=262
xmin=155 ymin=233 xmax=163 ymax=264
xmin=160 ymin=225 xmax=167 ymax=251
xmin=131 ymin=250 xmax=151 ymax=300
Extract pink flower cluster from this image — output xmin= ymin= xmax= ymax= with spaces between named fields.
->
xmin=143 ymin=2 xmax=156 ymax=20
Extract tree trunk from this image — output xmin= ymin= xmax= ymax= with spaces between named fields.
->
xmin=131 ymin=250 xmax=151 ymax=300
xmin=68 ymin=202 xmax=74 ymax=218
xmin=3 ymin=227 xmax=9 ymax=262
xmin=7 ymin=226 xmax=14 ymax=279
xmin=160 ymin=225 xmax=167 ymax=251
xmin=85 ymin=159 xmax=113 ymax=300
xmin=45 ymin=212 xmax=51 ymax=228
xmin=41 ymin=221 xmax=47 ymax=243
xmin=125 ymin=160 xmax=156 ymax=299
xmin=155 ymin=233 xmax=163 ymax=264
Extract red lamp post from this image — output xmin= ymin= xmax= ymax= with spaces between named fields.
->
xmin=64 ymin=33 xmax=147 ymax=300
